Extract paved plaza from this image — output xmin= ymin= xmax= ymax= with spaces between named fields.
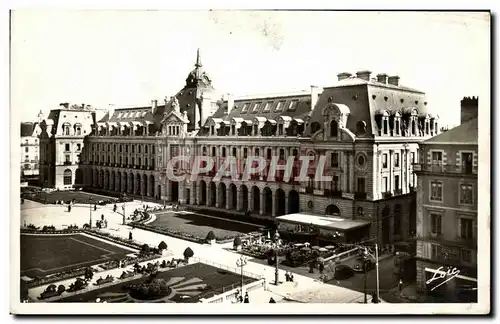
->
xmin=21 ymin=197 xmax=377 ymax=303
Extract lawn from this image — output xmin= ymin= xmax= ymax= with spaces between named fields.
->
xmin=24 ymin=190 xmax=116 ymax=204
xmin=58 ymin=262 xmax=255 ymax=303
xmin=148 ymin=211 xmax=264 ymax=239
xmin=21 ymin=234 xmax=135 ymax=278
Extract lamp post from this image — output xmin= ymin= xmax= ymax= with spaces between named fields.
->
xmin=89 ymin=197 xmax=93 ymax=228
xmin=363 ymin=259 xmax=368 ymax=303
xmin=236 ymin=255 xmax=248 ymax=293
xmin=274 ymin=231 xmax=280 ymax=286
xmin=362 ymin=244 xmax=380 ymax=303
xmin=122 ymin=193 xmax=126 ymax=225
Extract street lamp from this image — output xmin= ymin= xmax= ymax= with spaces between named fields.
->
xmin=274 ymin=231 xmax=280 ymax=286
xmin=122 ymin=193 xmax=127 ymax=225
xmin=89 ymin=197 xmax=93 ymax=228
xmin=236 ymin=255 xmax=248 ymax=293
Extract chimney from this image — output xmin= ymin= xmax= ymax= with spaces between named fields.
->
xmin=226 ymin=93 xmax=234 ymax=115
xmin=310 ymin=85 xmax=322 ymax=109
xmin=460 ymin=96 xmax=478 ymax=124
xmin=356 ymin=70 xmax=372 ymax=81
xmin=387 ymin=75 xmax=400 ymax=86
xmin=337 ymin=72 xmax=352 ymax=81
xmin=376 ymin=73 xmax=388 ymax=84
xmin=151 ymin=99 xmax=158 ymax=114
xmin=108 ymin=104 xmax=115 ymax=120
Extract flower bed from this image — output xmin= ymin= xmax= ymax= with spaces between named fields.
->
xmin=130 ymin=223 xmax=205 ymax=244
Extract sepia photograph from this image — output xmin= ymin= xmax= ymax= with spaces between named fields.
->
xmin=9 ymin=7 xmax=491 ymax=315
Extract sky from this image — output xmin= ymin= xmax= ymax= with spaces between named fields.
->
xmin=11 ymin=10 xmax=490 ymax=126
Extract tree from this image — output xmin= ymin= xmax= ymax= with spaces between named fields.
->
xmin=57 ymin=284 xmax=66 ymax=295
xmin=158 ymin=241 xmax=168 ymax=251
xmin=233 ymin=237 xmax=242 ymax=247
xmin=206 ymin=230 xmax=216 ymax=241
xmin=183 ymin=247 xmax=194 ymax=261
xmin=141 ymin=244 xmax=150 ymax=255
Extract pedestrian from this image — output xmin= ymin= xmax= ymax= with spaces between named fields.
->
xmin=290 ymin=273 xmax=294 ymax=282
xmin=285 ymin=272 xmax=290 ymax=282
xmin=113 ymin=204 xmax=117 ymax=213
xmin=244 ymin=292 xmax=249 ymax=303
xmin=94 ymin=204 xmax=97 ymax=211
xmin=398 ymin=279 xmax=403 ymax=295
xmin=101 ymin=214 xmax=104 ymax=221
xmin=129 ymin=231 xmax=133 ymax=240
xmin=319 ymin=263 xmax=324 ymax=274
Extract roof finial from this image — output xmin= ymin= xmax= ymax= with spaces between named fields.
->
xmin=195 ymin=48 xmax=202 ymax=68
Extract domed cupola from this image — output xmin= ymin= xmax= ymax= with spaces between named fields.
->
xmin=185 ymin=48 xmax=213 ymax=89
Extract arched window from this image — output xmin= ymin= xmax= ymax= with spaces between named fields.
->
xmin=330 ymin=120 xmax=338 ymax=137
xmin=63 ymin=169 xmax=72 ymax=185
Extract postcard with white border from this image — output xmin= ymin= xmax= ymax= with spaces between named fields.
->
xmin=10 ymin=7 xmax=491 ymax=315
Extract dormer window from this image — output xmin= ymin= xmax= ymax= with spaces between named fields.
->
xmin=63 ymin=123 xmax=71 ymax=135
xmin=278 ymin=124 xmax=284 ymax=135
xmin=253 ymin=125 xmax=258 ymax=136
xmin=275 ymin=101 xmax=285 ymax=112
xmin=262 ymin=102 xmax=271 ymax=112
xmin=288 ymin=100 xmax=299 ymax=111
xmin=251 ymin=102 xmax=261 ymax=113
xmin=330 ymin=120 xmax=338 ymax=138
xmin=241 ymin=104 xmax=248 ymax=113
xmin=395 ymin=119 xmax=400 ymax=135
xmin=425 ymin=120 xmax=430 ymax=135
xmin=383 ymin=119 xmax=388 ymax=135
xmin=231 ymin=125 xmax=236 ymax=135
xmin=211 ymin=125 xmax=215 ymax=136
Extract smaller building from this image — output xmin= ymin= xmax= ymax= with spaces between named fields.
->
xmin=20 ymin=111 xmax=43 ymax=183
xmin=414 ymin=114 xmax=478 ymax=302
xmin=39 ymin=103 xmax=97 ymax=189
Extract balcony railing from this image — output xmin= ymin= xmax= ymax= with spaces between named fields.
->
xmin=324 ymin=189 xmax=342 ymax=198
xmin=63 ymin=161 xmax=72 ymax=166
xmin=394 ymin=189 xmax=403 ymax=196
xmin=354 ymin=192 xmax=367 ymax=199
xmin=413 ymin=163 xmax=476 ymax=175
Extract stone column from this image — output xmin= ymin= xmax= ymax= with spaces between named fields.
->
xmin=206 ymin=184 xmax=211 ymax=206
xmin=248 ymin=188 xmax=253 ymax=212
xmin=226 ymin=187 xmax=231 ymax=210
xmin=389 ymin=150 xmax=394 ymax=193
xmin=190 ymin=182 xmax=196 ymax=205
xmin=285 ymin=195 xmax=289 ymax=215
xmin=259 ymin=191 xmax=265 ymax=215
xmin=178 ymin=182 xmax=186 ymax=204
xmin=237 ymin=188 xmax=243 ymax=211
xmin=272 ymin=193 xmax=276 ymax=217
xmin=215 ymin=184 xmax=220 ymax=208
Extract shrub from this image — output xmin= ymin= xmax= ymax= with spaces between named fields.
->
xmin=183 ymin=247 xmax=194 ymax=259
xmin=141 ymin=244 xmax=150 ymax=255
xmin=158 ymin=241 xmax=168 ymax=251
xmin=233 ymin=237 xmax=242 ymax=247
xmin=206 ymin=231 xmax=216 ymax=241
xmin=57 ymin=284 xmax=66 ymax=294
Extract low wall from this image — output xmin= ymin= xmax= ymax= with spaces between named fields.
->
xmin=199 ymin=279 xmax=266 ymax=304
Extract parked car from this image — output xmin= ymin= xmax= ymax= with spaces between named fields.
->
xmin=334 ymin=265 xmax=355 ymax=280
xmin=353 ymin=257 xmax=374 ymax=273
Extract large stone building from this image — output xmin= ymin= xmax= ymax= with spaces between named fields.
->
xmin=413 ymin=98 xmax=478 ymax=302
xmin=20 ymin=111 xmax=43 ymax=182
xmin=38 ymin=103 xmax=96 ymax=189
xmin=76 ymin=50 xmax=439 ymax=246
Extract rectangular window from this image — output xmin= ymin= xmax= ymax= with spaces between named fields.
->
xmin=383 ymin=119 xmax=388 ymax=135
xmin=430 ymin=181 xmax=443 ymax=201
xmin=332 ymin=176 xmax=340 ymax=191
xmin=459 ymin=184 xmax=473 ymax=205
xmin=460 ymin=218 xmax=474 ymax=239
xmin=65 ymin=155 xmax=70 ymax=162
xmin=25 ymin=147 xmax=28 ymax=153
xmin=76 ymin=127 xmax=81 ymax=135
xmin=65 ymin=143 xmax=70 ymax=151
xmin=255 ymin=148 xmax=260 ymax=156
xmin=461 ymin=249 xmax=472 ymax=263
xmin=411 ymin=152 xmax=415 ymax=164
xmin=394 ymin=175 xmax=400 ymax=190
xmin=262 ymin=102 xmax=271 ymax=112
xmin=243 ymin=148 xmax=248 ymax=158
xmin=132 ymin=146 xmax=135 ymax=153
xmin=383 ymin=177 xmax=388 ymax=192
xmin=138 ymin=146 xmax=141 ymax=154
xmin=431 ymin=244 xmax=442 ymax=259
xmin=357 ymin=178 xmax=366 ymax=193
xmin=278 ymin=124 xmax=283 ymax=135
xmin=222 ymin=147 xmax=226 ymax=158
xmin=430 ymin=213 xmax=442 ymax=234
xmin=77 ymin=144 xmax=81 ymax=151
xmin=24 ymin=155 xmax=29 ymax=162
xmin=232 ymin=148 xmax=237 ymax=157
xmin=279 ymin=149 xmax=285 ymax=160
xmin=212 ymin=147 xmax=216 ymax=156
xmin=432 ymin=151 xmax=443 ymax=164
xmin=331 ymin=153 xmax=339 ymax=168
xmin=266 ymin=149 xmax=272 ymax=160
xmin=395 ymin=153 xmax=400 ymax=167
xmin=395 ymin=120 xmax=400 ymax=135
xmin=382 ymin=154 xmax=388 ymax=168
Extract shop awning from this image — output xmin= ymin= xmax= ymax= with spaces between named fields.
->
xmin=276 ymin=213 xmax=371 ymax=232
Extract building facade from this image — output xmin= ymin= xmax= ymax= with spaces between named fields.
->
xmin=39 ymin=103 xmax=96 ymax=189
xmin=20 ymin=111 xmax=43 ymax=182
xmin=414 ymin=98 xmax=478 ymax=302
xmin=75 ymin=51 xmax=439 ymax=246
